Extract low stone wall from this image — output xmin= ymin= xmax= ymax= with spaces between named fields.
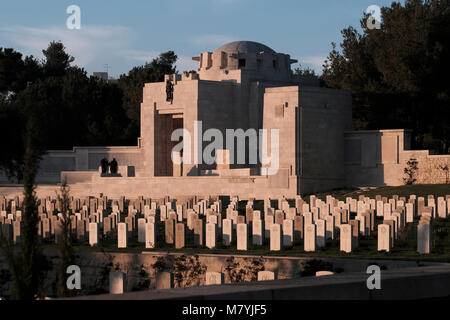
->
xmin=0 ymin=145 xmax=143 ymax=185
xmin=344 ymin=129 xmax=450 ymax=187
xmin=402 ymin=151 xmax=450 ymax=184
xmin=0 ymin=250 xmax=423 ymax=298
xmin=72 ymin=264 xmax=450 ymax=300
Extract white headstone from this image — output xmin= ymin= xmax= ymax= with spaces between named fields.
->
xmin=270 ymin=223 xmax=281 ymax=251
xmin=236 ymin=223 xmax=247 ymax=251
xmin=145 ymin=222 xmax=156 ymax=248
xmin=377 ymin=224 xmax=391 ymax=252
xmin=376 ymin=200 xmax=384 ymax=217
xmin=325 ymin=215 xmax=335 ymax=239
xmin=282 ymin=219 xmax=293 ymax=247
xmin=257 ymin=271 xmax=275 ymax=281
xmin=137 ymin=218 xmax=146 ymax=243
xmin=383 ymin=203 xmax=391 ymax=218
xmin=406 ymin=203 xmax=414 ymax=223
xmin=437 ymin=200 xmax=446 ymax=218
xmin=206 ymin=223 xmax=216 ymax=249
xmin=205 ymin=272 xmax=224 ymax=285
xmin=264 ymin=215 xmax=273 ymax=239
xmin=417 ymin=223 xmax=431 ymax=254
xmin=222 ymin=219 xmax=232 ymax=246
xmin=252 ymin=219 xmax=263 ymax=246
xmin=303 ymin=212 xmax=313 ymax=225
xmin=89 ymin=222 xmax=98 ymax=247
xmin=315 ymin=219 xmax=326 ymax=248
xmin=316 ymin=271 xmax=335 ymax=277
xmin=339 ymin=224 xmax=352 ymax=253
xmin=118 ymin=222 xmax=127 ymax=248
xmin=355 ymin=214 xmax=367 ymax=236
xmin=304 ymin=224 xmax=316 ymax=252
xmin=109 ymin=271 xmax=126 ymax=294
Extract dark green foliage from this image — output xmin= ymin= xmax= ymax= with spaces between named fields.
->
xmin=293 ymin=65 xmax=317 ymax=76
xmin=0 ymin=104 xmax=25 ymax=181
xmin=131 ymin=265 xmax=150 ymax=291
xmin=56 ymin=180 xmax=76 ymax=297
xmin=172 ymin=254 xmax=206 ymax=288
xmin=0 ymin=42 xmax=178 ymax=180
xmin=404 ymin=158 xmax=419 ymax=185
xmin=321 ymin=0 xmax=450 ymax=154
xmin=42 ymin=41 xmax=75 ymax=78
xmin=151 ymin=256 xmax=168 ymax=272
xmin=0 ymin=48 xmax=41 ymax=96
xmin=224 ymin=256 xmax=265 ymax=283
xmin=0 ymin=119 xmax=46 ymax=300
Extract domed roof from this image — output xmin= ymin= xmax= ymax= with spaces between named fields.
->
xmin=215 ymin=41 xmax=276 ymax=54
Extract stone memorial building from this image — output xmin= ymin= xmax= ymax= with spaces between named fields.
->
xmin=2 ymin=41 xmax=448 ymax=197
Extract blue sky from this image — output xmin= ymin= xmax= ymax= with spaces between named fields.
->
xmin=0 ymin=0 xmax=402 ymax=78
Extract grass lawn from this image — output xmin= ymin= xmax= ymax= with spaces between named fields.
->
xmin=312 ymin=184 xmax=450 ymax=201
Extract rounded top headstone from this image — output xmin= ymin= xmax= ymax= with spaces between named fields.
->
xmin=215 ymin=41 xmax=276 ymax=54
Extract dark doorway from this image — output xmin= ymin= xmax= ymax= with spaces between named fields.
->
xmin=155 ymin=113 xmax=183 ymax=176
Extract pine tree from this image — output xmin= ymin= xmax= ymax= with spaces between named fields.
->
xmin=56 ymin=179 xmax=76 ymax=297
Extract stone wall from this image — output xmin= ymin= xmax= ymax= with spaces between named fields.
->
xmin=402 ymin=151 xmax=450 ymax=184
xmin=0 ymin=250 xmax=421 ymax=298
xmin=298 ymin=86 xmax=353 ymax=194
xmin=0 ymin=145 xmax=142 ymax=185
xmin=344 ymin=129 xmax=450 ymax=187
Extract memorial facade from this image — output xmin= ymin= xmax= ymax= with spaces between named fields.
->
xmin=3 ymin=41 xmax=448 ymax=197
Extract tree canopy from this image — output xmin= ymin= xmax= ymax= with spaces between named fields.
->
xmin=321 ymin=0 xmax=450 ymax=153
xmin=0 ymin=42 xmax=178 ymax=181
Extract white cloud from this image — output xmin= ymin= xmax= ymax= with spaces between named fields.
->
xmin=0 ymin=25 xmax=131 ymax=68
xmin=122 ymin=50 xmax=198 ymax=72
xmin=176 ymin=56 xmax=199 ymax=72
xmin=299 ymin=56 xmax=327 ymax=68
xmin=122 ymin=49 xmax=159 ymax=63
xmin=0 ymin=25 xmax=226 ymax=76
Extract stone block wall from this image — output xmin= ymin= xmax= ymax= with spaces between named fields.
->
xmin=344 ymin=129 xmax=450 ymax=187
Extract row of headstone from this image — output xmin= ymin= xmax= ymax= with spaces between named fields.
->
xmin=1 ymin=193 xmax=447 ymax=255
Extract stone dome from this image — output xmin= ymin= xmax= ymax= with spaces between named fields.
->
xmin=215 ymin=41 xmax=276 ymax=54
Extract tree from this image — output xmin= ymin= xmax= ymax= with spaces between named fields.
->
xmin=0 ymin=102 xmax=25 ymax=181
xmin=42 ymin=41 xmax=74 ymax=77
xmin=56 ymin=180 xmax=76 ymax=297
xmin=0 ymin=48 xmax=41 ymax=98
xmin=294 ymin=65 xmax=317 ymax=76
xmin=0 ymin=117 xmax=46 ymax=300
xmin=321 ymin=0 xmax=450 ymax=153
xmin=403 ymin=158 xmax=419 ymax=185
xmin=0 ymin=43 xmax=179 ymax=182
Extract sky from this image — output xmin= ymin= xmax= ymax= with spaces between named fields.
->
xmin=0 ymin=0 xmax=402 ymax=78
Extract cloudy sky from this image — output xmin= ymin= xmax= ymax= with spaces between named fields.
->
xmin=0 ymin=0 xmax=400 ymax=78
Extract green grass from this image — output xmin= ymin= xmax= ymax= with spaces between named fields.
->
xmin=312 ymin=184 xmax=450 ymax=201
